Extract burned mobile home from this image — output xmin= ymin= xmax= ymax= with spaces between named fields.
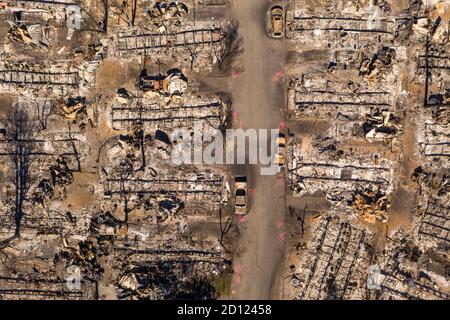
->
xmin=111 ymin=68 xmax=230 ymax=132
xmin=109 ymin=0 xmax=241 ymax=73
xmin=287 ymin=75 xmax=405 ymax=142
xmin=375 ymin=230 xmax=449 ymax=300
xmin=287 ymin=136 xmax=394 ymax=223
xmin=291 ymin=215 xmax=374 ymax=300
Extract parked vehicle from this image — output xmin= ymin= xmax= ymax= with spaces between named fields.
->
xmin=268 ymin=5 xmax=285 ymax=38
xmin=275 ymin=133 xmax=286 ymax=166
xmin=234 ymin=176 xmax=248 ymax=215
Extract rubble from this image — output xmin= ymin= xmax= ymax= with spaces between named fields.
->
xmin=147 ymin=1 xmax=189 ymax=31
xmin=375 ymin=230 xmax=449 ymax=300
xmin=287 ymin=74 xmax=405 ymax=142
xmin=349 ymin=187 xmax=390 ymax=223
xmin=291 ymin=216 xmax=374 ymax=300
xmin=411 ymin=166 xmax=449 ymax=196
xmin=288 ymin=136 xmax=394 ymax=218
xmin=136 ymin=68 xmax=188 ymax=96
xmin=0 ymin=0 xmax=448 ymax=301
xmin=415 ymin=200 xmax=450 ymax=246
xmin=363 ymin=110 xmax=402 ymax=140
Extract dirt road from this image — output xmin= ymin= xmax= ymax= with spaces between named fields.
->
xmin=230 ymin=0 xmax=287 ymax=300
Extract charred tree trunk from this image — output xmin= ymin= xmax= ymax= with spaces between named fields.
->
xmin=103 ymin=0 xmax=109 ymax=33
xmin=216 ymin=21 xmax=243 ymax=74
xmin=0 ymin=106 xmax=34 ymax=246
xmin=131 ymin=0 xmax=138 ymax=26
xmin=10 ymin=108 xmax=33 ymax=238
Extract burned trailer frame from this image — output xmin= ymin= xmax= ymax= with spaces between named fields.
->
xmin=288 ymin=161 xmax=392 ymax=193
xmin=117 ymin=247 xmax=230 ymax=265
xmin=0 ymin=69 xmax=79 ymax=88
xmin=111 ymin=98 xmax=227 ymax=131
xmin=419 ymin=44 xmax=450 ymax=108
xmin=286 ymin=80 xmax=403 ymax=140
xmin=104 ymin=175 xmax=224 ymax=202
xmin=420 ymin=123 xmax=450 ymax=159
xmin=288 ymin=16 xmax=397 ymax=35
xmin=0 ymin=275 xmax=94 ymax=300
xmin=5 ymin=208 xmax=90 ymax=236
xmin=418 ymin=54 xmax=450 ymax=71
xmin=417 ymin=201 xmax=450 ymax=244
xmin=378 ymin=234 xmax=450 ymax=300
xmin=0 ymin=68 xmax=80 ymax=97
xmin=102 ymin=172 xmax=228 ymax=216
xmin=115 ymin=246 xmax=231 ymax=300
xmin=285 ymin=14 xmax=409 ymax=48
xmin=0 ymin=107 xmax=34 ymax=244
xmin=117 ymin=27 xmax=226 ymax=55
xmin=0 ymin=211 xmax=88 ymax=243
xmin=378 ymin=275 xmax=449 ymax=300
xmin=295 ymin=216 xmax=373 ymax=300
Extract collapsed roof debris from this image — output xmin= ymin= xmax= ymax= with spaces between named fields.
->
xmin=287 ymin=74 xmax=405 ymax=142
xmin=288 ymin=136 xmax=394 ymax=220
xmin=147 ymin=1 xmax=189 ymax=32
xmin=374 ymin=230 xmax=449 ymax=300
xmin=5 ymin=19 xmax=53 ymax=48
xmin=349 ymin=187 xmax=390 ymax=223
xmin=359 ymin=47 xmax=397 ymax=79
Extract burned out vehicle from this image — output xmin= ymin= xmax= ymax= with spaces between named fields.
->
xmin=136 ymin=69 xmax=187 ymax=96
xmin=234 ymin=176 xmax=248 ymax=215
xmin=267 ymin=5 xmax=284 ymax=39
xmin=136 ymin=70 xmax=167 ymax=93
xmin=275 ymin=133 xmax=286 ymax=167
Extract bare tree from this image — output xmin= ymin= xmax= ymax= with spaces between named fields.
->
xmin=131 ymin=0 xmax=138 ymax=26
xmin=0 ymin=105 xmax=35 ymax=247
xmin=215 ymin=21 xmax=244 ymax=74
xmin=102 ymin=0 xmax=109 ymax=33
xmin=110 ymin=0 xmax=132 ymax=25
xmin=36 ymin=98 xmax=54 ymax=131
xmin=218 ymin=209 xmax=241 ymax=254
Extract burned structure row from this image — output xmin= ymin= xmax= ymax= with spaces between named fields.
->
xmin=283 ymin=0 xmax=449 ymax=300
xmin=0 ymin=0 xmax=238 ymax=299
